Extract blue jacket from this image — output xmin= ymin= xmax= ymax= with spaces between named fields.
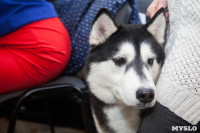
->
xmin=54 ymin=0 xmax=141 ymax=74
xmin=0 ymin=0 xmax=57 ymax=36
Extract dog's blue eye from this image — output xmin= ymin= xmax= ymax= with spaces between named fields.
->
xmin=148 ymin=58 xmax=154 ymax=65
xmin=112 ymin=57 xmax=127 ymax=66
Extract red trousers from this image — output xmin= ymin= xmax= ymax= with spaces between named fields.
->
xmin=0 ymin=17 xmax=71 ymax=94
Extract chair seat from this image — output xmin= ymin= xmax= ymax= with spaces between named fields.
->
xmin=0 ymin=76 xmax=86 ymax=104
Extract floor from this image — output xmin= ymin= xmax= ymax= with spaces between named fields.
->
xmin=0 ymin=118 xmax=85 ymax=133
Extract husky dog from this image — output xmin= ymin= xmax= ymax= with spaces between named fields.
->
xmin=85 ymin=8 xmax=167 ymax=133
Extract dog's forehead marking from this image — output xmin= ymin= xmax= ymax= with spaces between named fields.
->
xmin=114 ymin=42 xmax=135 ymax=62
xmin=140 ymin=42 xmax=155 ymax=62
xmin=142 ymin=66 xmax=156 ymax=88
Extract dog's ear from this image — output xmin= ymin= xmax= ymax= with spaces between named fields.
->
xmin=89 ymin=8 xmax=117 ymax=47
xmin=146 ymin=8 xmax=167 ymax=45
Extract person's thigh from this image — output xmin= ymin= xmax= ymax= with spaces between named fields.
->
xmin=0 ymin=17 xmax=71 ymax=94
xmin=137 ymin=102 xmax=200 ymax=133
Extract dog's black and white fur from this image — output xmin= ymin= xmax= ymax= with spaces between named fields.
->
xmin=84 ymin=8 xmax=167 ymax=133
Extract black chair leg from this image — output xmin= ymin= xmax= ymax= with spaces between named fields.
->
xmin=80 ymin=99 xmax=91 ymax=133
xmin=76 ymin=90 xmax=93 ymax=133
xmin=7 ymin=85 xmax=68 ymax=133
xmin=7 ymin=84 xmax=92 ymax=133
xmin=7 ymin=110 xmax=17 ymax=133
xmin=7 ymin=94 xmax=26 ymax=133
xmin=44 ymin=98 xmax=55 ymax=133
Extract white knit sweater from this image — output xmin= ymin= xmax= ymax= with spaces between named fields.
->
xmin=156 ymin=0 xmax=200 ymax=125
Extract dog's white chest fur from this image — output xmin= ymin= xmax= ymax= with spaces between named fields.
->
xmin=103 ymin=106 xmax=140 ymax=133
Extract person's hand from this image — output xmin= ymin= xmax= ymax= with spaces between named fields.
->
xmin=147 ymin=0 xmax=168 ymax=18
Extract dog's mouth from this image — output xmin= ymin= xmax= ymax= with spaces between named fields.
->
xmin=136 ymin=102 xmax=153 ymax=109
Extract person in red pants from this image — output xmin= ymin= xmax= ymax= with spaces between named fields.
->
xmin=0 ymin=0 xmax=71 ymax=94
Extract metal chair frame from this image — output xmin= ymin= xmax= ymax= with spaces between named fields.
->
xmin=5 ymin=83 xmax=93 ymax=133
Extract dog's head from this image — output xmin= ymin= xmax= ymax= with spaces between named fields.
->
xmin=86 ymin=8 xmax=166 ymax=108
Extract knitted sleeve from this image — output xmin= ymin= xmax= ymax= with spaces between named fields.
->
xmin=156 ymin=0 xmax=200 ymax=125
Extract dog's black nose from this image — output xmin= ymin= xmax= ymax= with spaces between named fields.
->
xmin=136 ymin=88 xmax=154 ymax=103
